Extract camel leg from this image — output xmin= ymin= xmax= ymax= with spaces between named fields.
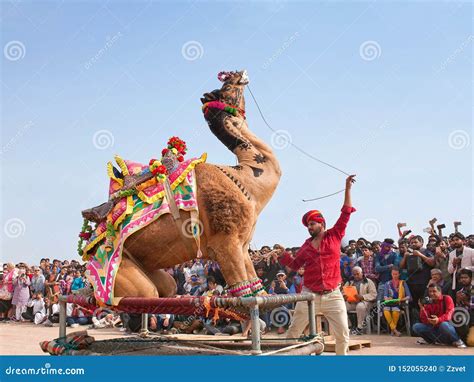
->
xmin=243 ymin=254 xmax=257 ymax=280
xmin=211 ymin=239 xmax=248 ymax=286
xmin=148 ymin=269 xmax=177 ymax=297
xmin=242 ymin=224 xmax=258 ymax=280
xmin=114 ymin=258 xmax=159 ymax=298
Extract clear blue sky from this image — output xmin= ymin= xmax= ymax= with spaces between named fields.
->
xmin=1 ymin=1 xmax=472 ymax=265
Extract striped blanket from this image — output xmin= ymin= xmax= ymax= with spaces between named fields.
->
xmin=82 ymin=154 xmax=206 ymax=306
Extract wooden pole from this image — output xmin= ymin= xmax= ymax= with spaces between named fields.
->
xmin=59 ymin=298 xmax=66 ymax=338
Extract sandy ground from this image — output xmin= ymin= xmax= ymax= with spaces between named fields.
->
xmin=0 ymin=321 xmax=471 ymax=356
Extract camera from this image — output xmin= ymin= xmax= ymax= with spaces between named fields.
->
xmin=420 ymin=296 xmax=433 ymax=305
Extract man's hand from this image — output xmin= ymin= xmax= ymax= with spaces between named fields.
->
xmin=270 ymin=251 xmax=280 ymax=261
xmin=273 ymin=244 xmax=285 ymax=257
xmin=346 ymin=175 xmax=356 ymax=189
xmin=427 ymin=316 xmax=439 ymax=325
xmin=435 ymin=247 xmax=444 ymax=258
xmin=456 ymin=291 xmax=468 ymax=306
xmin=418 ymin=300 xmax=424 ymax=310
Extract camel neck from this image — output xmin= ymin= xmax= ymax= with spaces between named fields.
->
xmin=230 ymin=117 xmax=280 ymax=173
xmin=204 ymin=107 xmax=281 ymax=211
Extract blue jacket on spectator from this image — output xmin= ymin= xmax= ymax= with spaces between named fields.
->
xmin=71 ymin=277 xmax=85 ymax=291
xmin=375 ymin=251 xmax=400 ymax=283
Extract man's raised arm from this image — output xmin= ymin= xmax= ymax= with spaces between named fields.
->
xmin=331 ymin=175 xmax=357 ymax=240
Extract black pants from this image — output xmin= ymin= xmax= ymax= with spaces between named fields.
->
xmin=21 ymin=307 xmax=34 ymax=322
xmin=407 ymin=283 xmax=427 ymax=326
xmin=127 ymin=314 xmax=143 ymax=332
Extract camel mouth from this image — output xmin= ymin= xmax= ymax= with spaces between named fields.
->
xmin=238 ymin=70 xmax=249 ymax=85
xmin=200 ymin=89 xmax=221 ymax=104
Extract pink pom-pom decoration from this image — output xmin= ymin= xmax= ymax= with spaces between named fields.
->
xmin=218 ymin=71 xmax=234 ymax=82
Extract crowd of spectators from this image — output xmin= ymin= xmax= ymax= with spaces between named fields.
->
xmin=0 ymin=259 xmax=89 ymax=326
xmin=1 ymin=225 xmax=472 ymax=349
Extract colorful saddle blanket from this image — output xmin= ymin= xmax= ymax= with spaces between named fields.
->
xmin=82 ymin=154 xmax=206 ymax=306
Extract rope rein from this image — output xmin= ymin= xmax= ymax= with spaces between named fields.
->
xmin=246 ymin=85 xmax=352 ymax=202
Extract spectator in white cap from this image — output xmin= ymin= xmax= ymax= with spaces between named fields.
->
xmin=343 ymin=266 xmax=377 ymax=335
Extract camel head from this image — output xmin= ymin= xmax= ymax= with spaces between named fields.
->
xmin=201 ymin=70 xmax=249 ymax=112
xmin=201 ymin=70 xmax=254 ymax=153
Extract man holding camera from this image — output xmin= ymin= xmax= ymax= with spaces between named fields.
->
xmin=400 ymin=235 xmax=434 ymax=317
xmin=274 ymin=175 xmax=356 ymax=355
xmin=454 ymin=269 xmax=473 ymax=345
xmin=448 ymin=232 xmax=474 ymax=290
xmin=412 ymin=284 xmax=466 ymax=348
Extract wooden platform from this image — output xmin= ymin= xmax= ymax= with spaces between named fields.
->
xmin=159 ymin=333 xmax=303 ymax=349
xmin=323 ymin=335 xmax=372 ymax=352
xmin=162 ymin=333 xmax=249 ymax=341
xmin=159 ymin=332 xmax=370 ymax=353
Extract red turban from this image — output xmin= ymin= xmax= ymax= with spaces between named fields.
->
xmin=302 ymin=210 xmax=325 ymax=227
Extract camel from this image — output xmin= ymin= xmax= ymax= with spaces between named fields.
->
xmin=112 ymin=70 xmax=281 ymax=299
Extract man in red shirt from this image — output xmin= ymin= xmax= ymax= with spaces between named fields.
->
xmin=413 ymin=284 xmax=466 ymax=348
xmin=276 ymin=175 xmax=356 ymax=355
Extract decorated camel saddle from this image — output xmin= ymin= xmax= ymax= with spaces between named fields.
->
xmin=78 ymin=137 xmax=206 ymax=305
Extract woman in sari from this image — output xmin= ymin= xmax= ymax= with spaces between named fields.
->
xmin=45 ymin=272 xmax=60 ymax=304
xmin=12 ymin=264 xmax=31 ymax=321
xmin=383 ymin=267 xmax=412 ymax=336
